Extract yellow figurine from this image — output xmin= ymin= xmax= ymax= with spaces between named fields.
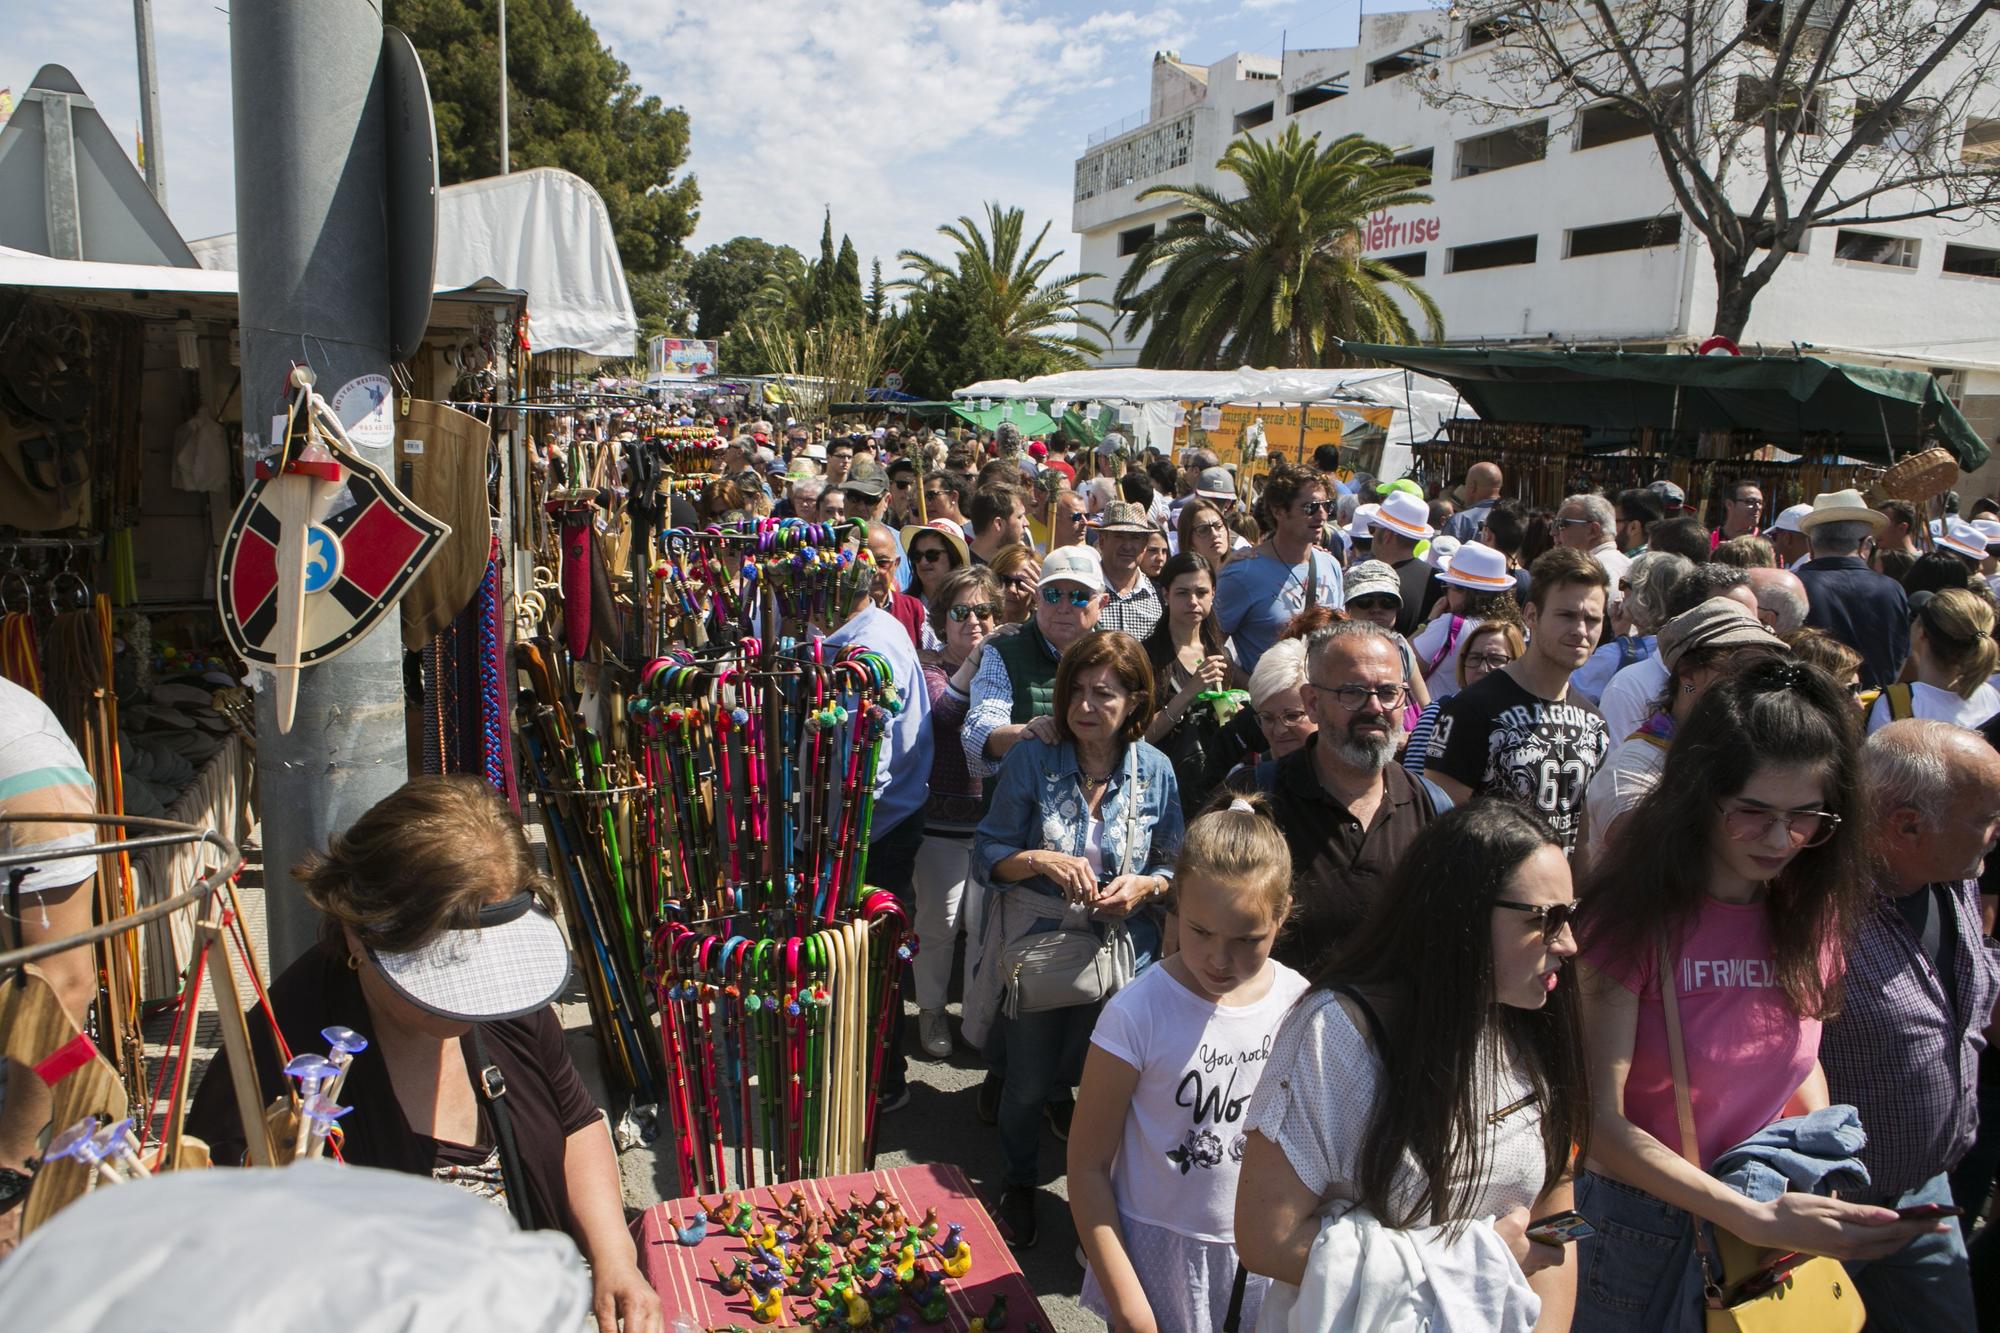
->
xmin=842 ymin=1289 xmax=872 ymax=1327
xmin=749 ymin=1284 xmax=786 ymax=1326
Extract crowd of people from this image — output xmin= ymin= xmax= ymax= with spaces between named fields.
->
xmin=9 ymin=406 xmax=2000 ymax=1333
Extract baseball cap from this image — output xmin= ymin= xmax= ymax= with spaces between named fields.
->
xmin=1765 ymin=503 xmax=1814 ymax=537
xmin=366 ymin=892 xmax=572 ymax=1023
xmin=841 ymin=459 xmax=890 ymax=500
xmin=1648 ymin=479 xmax=1686 ymax=511
xmin=1343 ymin=560 xmax=1402 ymax=604
xmin=1194 ymin=468 xmax=1238 ymax=501
xmin=1038 ymin=544 xmax=1106 ymax=593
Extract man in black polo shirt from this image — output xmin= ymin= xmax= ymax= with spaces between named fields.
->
xmin=1247 ymin=619 xmax=1446 ymax=974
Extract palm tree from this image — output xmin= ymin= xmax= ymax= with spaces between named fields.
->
xmin=1115 ymin=125 xmax=1443 ymax=368
xmin=898 ymin=203 xmax=1112 ymax=373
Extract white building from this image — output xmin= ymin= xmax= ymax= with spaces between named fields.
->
xmin=1072 ymin=8 xmax=2000 ymax=478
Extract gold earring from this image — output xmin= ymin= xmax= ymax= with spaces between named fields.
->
xmin=347 ymin=953 xmax=362 ymax=971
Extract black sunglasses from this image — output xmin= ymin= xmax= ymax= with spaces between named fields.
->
xmin=911 ymin=546 xmax=952 ymax=563
xmin=946 ymin=601 xmax=998 ymax=622
xmin=1493 ymin=899 xmax=1579 ymax=944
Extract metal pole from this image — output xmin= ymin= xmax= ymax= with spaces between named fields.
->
xmin=231 ymin=0 xmax=407 ymax=971
xmin=132 ymin=0 xmax=166 ymax=207
xmin=497 ymin=0 xmax=510 ymax=173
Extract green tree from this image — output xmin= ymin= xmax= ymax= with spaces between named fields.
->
xmin=387 ymin=0 xmax=700 ymax=326
xmin=686 ymin=236 xmax=806 ymax=338
xmin=867 ymin=259 xmax=886 ymax=326
xmin=801 ymin=211 xmax=838 ymax=330
xmin=833 ymin=236 xmax=866 ymax=327
xmin=897 ymin=202 xmax=1109 ymax=388
xmin=1115 ymin=125 xmax=1441 ymax=368
xmin=899 ymin=282 xmax=1009 ymax=401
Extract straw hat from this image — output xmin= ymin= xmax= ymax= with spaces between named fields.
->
xmin=1796 ymin=489 xmax=1887 ymax=532
xmin=1439 ymin=541 xmax=1515 ymax=591
xmin=910 ymin=518 xmax=970 ymax=567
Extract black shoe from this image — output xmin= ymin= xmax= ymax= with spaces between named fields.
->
xmin=998 ymin=1184 xmax=1039 ymax=1249
xmin=1044 ymin=1097 xmax=1074 ymax=1142
xmin=976 ymin=1072 xmax=1002 ymax=1125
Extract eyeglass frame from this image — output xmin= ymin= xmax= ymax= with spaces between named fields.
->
xmin=1255 ymin=705 xmax=1314 ymax=731
xmin=1493 ymin=899 xmax=1580 ymax=944
xmin=946 ymin=601 xmax=998 ymax=622
xmin=1463 ymin=650 xmax=1515 ymax=670
xmin=1041 ymin=586 xmax=1098 ymax=608
xmin=1715 ymin=800 xmax=1841 ymax=848
xmin=909 ymin=543 xmax=953 ymax=564
xmin=1305 ymin=677 xmax=1408 ymax=712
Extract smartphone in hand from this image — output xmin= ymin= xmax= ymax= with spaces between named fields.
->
xmin=1524 ymin=1210 xmax=1597 ymax=1246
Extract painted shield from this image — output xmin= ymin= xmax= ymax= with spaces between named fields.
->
xmin=217 ymin=448 xmax=450 ymax=667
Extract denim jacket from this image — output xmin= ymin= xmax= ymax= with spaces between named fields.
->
xmin=972 ymin=735 xmax=1184 ymax=900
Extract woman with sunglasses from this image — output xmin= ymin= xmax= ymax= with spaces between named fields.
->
xmin=990 ymin=545 xmax=1042 ymax=625
xmin=1178 ymin=498 xmax=1236 ymax=569
xmin=1214 ymin=461 xmax=1345 ymax=676
xmin=1143 ymin=553 xmax=1248 ymax=818
xmin=1402 ymin=619 xmax=1523 ymax=777
xmin=910 ymin=565 xmax=1004 ymax=1060
xmin=1236 ymin=801 xmax=1589 ymax=1326
xmin=905 ymin=518 xmax=970 ymax=605
xmin=1572 ymin=657 xmax=1930 ymax=1330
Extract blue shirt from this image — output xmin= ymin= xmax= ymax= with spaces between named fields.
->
xmin=1215 ymin=546 xmax=1345 ymax=674
xmin=1795 ymin=556 xmax=1910 ymax=690
xmin=825 ymin=606 xmax=933 ymax=835
xmin=973 ymin=736 xmax=1184 ymax=897
xmin=1572 ymin=635 xmax=1656 ymax=706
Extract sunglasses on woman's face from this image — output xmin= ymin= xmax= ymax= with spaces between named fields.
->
xmin=1493 ymin=899 xmax=1580 ymax=944
xmin=1348 ymin=596 xmax=1399 ymax=613
xmin=911 ymin=545 xmax=950 ymax=564
xmin=947 ymin=601 xmax=998 ymax=622
xmin=1042 ymin=587 xmax=1095 ymax=608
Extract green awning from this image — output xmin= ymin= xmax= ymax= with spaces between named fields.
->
xmin=949 ymin=403 xmax=1060 ymax=435
xmin=1340 ymin=344 xmax=1989 ymax=470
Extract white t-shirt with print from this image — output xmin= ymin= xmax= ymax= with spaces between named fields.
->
xmin=1090 ymin=958 xmax=1311 ymax=1243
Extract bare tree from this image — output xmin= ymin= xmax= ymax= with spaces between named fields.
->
xmin=1415 ymin=0 xmax=2000 ymax=339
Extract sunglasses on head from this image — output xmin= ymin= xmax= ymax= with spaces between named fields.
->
xmin=1493 ymin=899 xmax=1580 ymax=945
xmin=947 ymin=601 xmax=998 ymax=622
xmin=1041 ymin=587 xmax=1096 ymax=607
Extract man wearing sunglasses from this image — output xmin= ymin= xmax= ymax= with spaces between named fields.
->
xmin=1426 ymin=547 xmax=1612 ymax=857
xmin=1817 ymin=720 xmax=2000 ymax=1329
xmin=1238 ymin=620 xmax=1450 ymax=974
xmin=962 ymin=545 xmax=1106 ymax=778
xmin=1215 ymin=461 xmax=1345 ymax=675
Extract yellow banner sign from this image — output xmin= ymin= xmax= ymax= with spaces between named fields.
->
xmin=1182 ymin=403 xmax=1394 ymax=471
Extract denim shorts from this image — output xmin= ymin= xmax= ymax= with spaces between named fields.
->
xmin=1572 ymin=1169 xmax=1708 ymax=1333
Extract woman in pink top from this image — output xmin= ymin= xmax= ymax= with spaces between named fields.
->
xmin=1570 ymin=656 xmax=1937 ymax=1331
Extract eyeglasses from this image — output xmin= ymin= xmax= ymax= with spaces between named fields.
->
xmin=947 ymin=601 xmax=998 ymax=622
xmin=1717 ymin=801 xmax=1841 ymax=848
xmin=1556 ymin=516 xmax=1594 ymax=527
xmin=1192 ymin=520 xmax=1228 ymax=537
xmin=1006 ymin=575 xmax=1036 ymax=593
xmin=1042 ymin=587 xmax=1096 ymax=607
xmin=911 ymin=546 xmax=951 ymax=564
xmin=1308 ymin=680 xmax=1407 ymax=711
xmin=1347 ymin=596 xmax=1400 ymax=613
xmin=1732 ymin=497 xmax=1766 ymax=509
xmin=1297 ymin=500 xmax=1333 ymax=517
xmin=1464 ymin=651 xmax=1514 ymax=669
xmin=1256 ymin=707 xmax=1313 ymax=731
xmin=1493 ymin=899 xmax=1580 ymax=945
xmin=923 ymin=490 xmax=946 ymax=504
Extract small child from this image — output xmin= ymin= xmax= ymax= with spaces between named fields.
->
xmin=1068 ymin=794 xmax=1307 ymax=1333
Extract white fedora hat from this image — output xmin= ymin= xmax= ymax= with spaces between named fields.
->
xmin=1370 ymin=490 xmax=1434 ymax=542
xmin=1439 ymin=541 xmax=1516 ymax=591
xmin=1938 ymin=520 xmax=1990 ymax=562
xmin=1347 ymin=503 xmax=1380 ymax=542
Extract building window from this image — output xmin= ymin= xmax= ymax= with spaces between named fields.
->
xmin=1577 ymin=101 xmax=1651 ymax=150
xmin=1381 ymin=251 xmax=1428 ymax=277
xmin=1834 ymin=229 xmax=1920 ymax=269
xmin=1118 ymin=224 xmax=1156 ymax=257
xmin=1368 ymin=41 xmax=1439 ymax=85
xmin=1233 ymin=102 xmax=1275 ymax=134
xmin=1962 ymin=118 xmax=2000 ymax=163
xmin=1449 ymin=235 xmax=1539 ymax=272
xmin=1169 ymin=212 xmax=1203 ymax=232
xmin=1464 ymin=9 xmax=1529 ymax=52
xmin=1942 ymin=243 xmax=2000 ymax=279
xmin=1394 ymin=147 xmax=1435 ymax=185
xmin=1733 ymin=76 xmax=1826 ymax=135
xmin=1455 ymin=120 xmax=1549 ymax=177
xmin=1288 ymin=80 xmax=1347 ymax=115
xmin=1567 ymin=215 xmax=1682 ymax=257
xmin=1743 ymin=0 xmax=1784 ymax=49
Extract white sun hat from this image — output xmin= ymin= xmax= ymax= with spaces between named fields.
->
xmin=366 ymin=892 xmax=572 ymax=1023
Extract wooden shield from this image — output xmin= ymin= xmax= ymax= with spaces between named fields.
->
xmin=218 ymin=444 xmax=449 ymax=667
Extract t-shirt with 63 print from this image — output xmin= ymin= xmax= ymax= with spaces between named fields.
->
xmin=1425 ymin=669 xmax=1611 ymax=854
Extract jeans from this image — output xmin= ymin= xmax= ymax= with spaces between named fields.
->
xmin=992 ymin=1000 xmax=1101 ymax=1187
xmin=867 ymin=811 xmax=925 ymax=1098
xmin=1571 ymin=1170 xmax=1706 ymax=1333
xmin=912 ymin=832 xmax=980 ymax=1012
xmin=1844 ymin=1173 xmax=1975 ymax=1333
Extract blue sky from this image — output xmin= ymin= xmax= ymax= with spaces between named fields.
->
xmin=8 ymin=0 xmax=1419 ymax=279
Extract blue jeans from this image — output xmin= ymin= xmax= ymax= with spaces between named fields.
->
xmin=993 ymin=999 xmax=1100 ymax=1187
xmin=1844 ymin=1173 xmax=1975 ymax=1333
xmin=1572 ymin=1170 xmax=1707 ymax=1333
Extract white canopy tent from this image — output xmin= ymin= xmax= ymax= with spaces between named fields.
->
xmin=188 ymin=167 xmax=637 ymax=359
xmin=953 ymin=365 xmax=1468 ymax=477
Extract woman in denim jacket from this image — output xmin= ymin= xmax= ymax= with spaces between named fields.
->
xmin=965 ymin=630 xmax=1184 ymax=1251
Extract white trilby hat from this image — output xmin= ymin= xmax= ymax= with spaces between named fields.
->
xmin=1439 ymin=540 xmax=1515 ymax=591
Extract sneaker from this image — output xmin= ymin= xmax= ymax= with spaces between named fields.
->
xmin=1044 ymin=1096 xmax=1075 ymax=1142
xmin=998 ymin=1184 xmax=1039 ymax=1250
xmin=918 ymin=1008 xmax=953 ymax=1059
xmin=877 ymin=1084 xmax=911 ymax=1114
xmin=976 ymin=1072 xmax=1002 ymax=1125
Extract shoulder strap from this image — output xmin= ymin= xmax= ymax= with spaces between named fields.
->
xmin=467 ymin=1026 xmax=539 ymax=1232
xmin=1658 ymin=944 xmax=1725 ymax=1301
xmin=1887 ymin=682 xmax=1915 ymax=721
xmin=1424 ymin=615 xmax=1465 ymax=676
xmin=1418 ymin=774 xmax=1454 ymax=814
xmin=1329 ymin=982 xmax=1391 ymax=1052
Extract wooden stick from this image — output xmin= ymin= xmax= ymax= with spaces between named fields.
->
xmin=197 ymin=912 xmax=276 ymax=1166
xmin=267 ymin=470 xmax=316 ymax=735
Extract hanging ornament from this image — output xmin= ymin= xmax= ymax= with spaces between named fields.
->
xmin=1199 ymin=405 xmax=1224 ymax=431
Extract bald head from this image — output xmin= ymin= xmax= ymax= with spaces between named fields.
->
xmin=1467 ymin=461 xmax=1503 ymax=502
xmin=1865 ymin=719 xmax=2000 ymax=889
xmin=1747 ymin=567 xmax=1809 ymax=636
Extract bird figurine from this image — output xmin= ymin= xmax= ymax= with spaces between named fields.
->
xmin=981 ymin=1294 xmax=1008 ymax=1330
xmin=748 ymin=1272 xmax=787 ymax=1326
xmin=935 ymin=1224 xmax=972 ymax=1279
xmin=842 ymin=1288 xmax=872 ymax=1328
xmin=673 ymin=1209 xmax=710 ymax=1246
xmin=917 ymin=1207 xmax=940 ymax=1238
xmin=711 ymin=1257 xmax=750 ymax=1293
xmin=917 ymin=1283 xmax=951 ymax=1324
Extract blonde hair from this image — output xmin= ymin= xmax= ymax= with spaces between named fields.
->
xmin=1916 ymin=588 xmax=1999 ymax=699
xmin=1173 ymin=791 xmax=1293 ymax=924
xmin=1457 ymin=620 xmax=1526 ymax=688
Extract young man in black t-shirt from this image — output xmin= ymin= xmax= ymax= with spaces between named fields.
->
xmin=1426 ymin=547 xmax=1613 ymax=856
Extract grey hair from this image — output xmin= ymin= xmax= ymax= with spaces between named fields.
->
xmin=1305 ymin=617 xmax=1403 ymax=669
xmin=1567 ymin=492 xmax=1616 ymax=534
xmin=1863 ymin=719 xmax=1974 ymax=824
xmin=1246 ymin=637 xmax=1309 ymax=708
xmin=1755 ymin=580 xmax=1810 ymax=636
xmin=1182 ymin=447 xmax=1219 ymax=473
xmin=791 ymin=476 xmax=826 ymax=503
xmin=1810 ymin=519 xmax=1874 ymax=556
xmin=1625 ymin=551 xmax=1694 ymax=634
